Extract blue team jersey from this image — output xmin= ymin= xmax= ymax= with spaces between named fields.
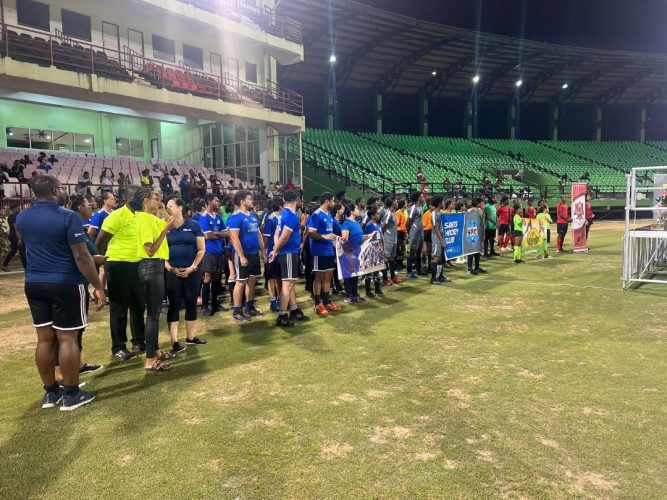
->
xmin=227 ymin=211 xmax=260 ymax=254
xmin=333 ymin=218 xmax=342 ymax=237
xmin=200 ymin=211 xmax=225 ymax=256
xmin=88 ymin=208 xmax=111 ymax=235
xmin=17 ymin=201 xmax=87 ymax=285
xmin=278 ymin=207 xmax=302 ymax=254
xmin=308 ymin=209 xmax=335 ymax=257
xmin=262 ymin=212 xmax=279 ymax=255
xmin=340 ymin=219 xmax=363 ymax=246
xmin=166 ymin=218 xmax=204 ymax=267
xmin=365 ymin=221 xmax=382 ymax=236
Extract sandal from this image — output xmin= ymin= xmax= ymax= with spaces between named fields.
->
xmin=157 ymin=351 xmax=176 ymax=361
xmin=145 ymin=360 xmax=172 ymax=372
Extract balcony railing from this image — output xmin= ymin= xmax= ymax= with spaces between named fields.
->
xmin=177 ymin=0 xmax=302 ymax=45
xmin=0 ymin=22 xmax=303 ymax=116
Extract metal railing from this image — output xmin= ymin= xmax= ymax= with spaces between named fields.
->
xmin=177 ymin=0 xmax=302 ymax=44
xmin=0 ymin=22 xmax=303 ymax=116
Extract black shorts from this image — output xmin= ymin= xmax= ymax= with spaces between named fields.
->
xmin=264 ymin=258 xmax=282 ymax=280
xmin=313 ymin=255 xmax=336 ymax=272
xmin=498 ymin=224 xmax=510 ymax=235
xmin=280 ymin=253 xmax=300 ymax=281
xmin=424 ymin=229 xmax=432 ymax=243
xmin=234 ymin=252 xmax=261 ymax=281
xmin=201 ymin=254 xmax=224 ymax=273
xmin=25 ymin=282 xmax=89 ymax=331
xmin=512 ymin=230 xmax=523 ymax=238
xmin=557 ymin=223 xmax=568 ymax=236
xmin=485 ymin=228 xmax=496 ymax=240
xmin=397 ymin=231 xmax=407 ymax=242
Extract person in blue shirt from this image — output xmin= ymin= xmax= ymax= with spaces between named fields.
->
xmin=339 ymin=203 xmax=364 ymax=304
xmin=269 ymin=190 xmax=310 ymax=327
xmin=262 ymin=197 xmax=283 ymax=312
xmin=179 ymin=175 xmax=190 ymax=203
xmin=17 ymin=175 xmax=105 ymax=411
xmin=199 ymin=194 xmax=227 ymax=316
xmin=87 ymin=191 xmax=116 ymax=293
xmin=228 ymin=190 xmax=265 ymax=321
xmin=363 ymin=207 xmax=385 ymax=298
xmin=165 ymin=196 xmax=206 ymax=353
xmin=307 ymin=192 xmax=342 ymax=315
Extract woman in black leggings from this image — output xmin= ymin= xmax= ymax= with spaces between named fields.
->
xmin=133 ymin=188 xmax=175 ymax=372
xmin=165 ymin=197 xmax=206 ymax=353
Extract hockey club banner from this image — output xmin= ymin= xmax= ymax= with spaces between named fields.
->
xmin=441 ymin=212 xmax=483 ymax=260
xmin=571 ymin=182 xmax=588 ymax=252
xmin=335 ymin=232 xmax=386 ymax=279
xmin=521 ymin=218 xmax=547 ymax=253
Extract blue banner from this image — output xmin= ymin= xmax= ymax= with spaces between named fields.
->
xmin=441 ymin=212 xmax=483 ymax=260
xmin=335 ymin=233 xmax=386 ymax=279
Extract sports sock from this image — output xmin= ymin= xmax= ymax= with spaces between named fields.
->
xmin=313 ymin=295 xmax=322 ymax=305
xmin=382 ymin=269 xmax=388 ymax=281
xmin=233 ymin=306 xmax=242 ymax=315
xmin=431 ymin=262 xmax=437 ymax=280
xmin=201 ymin=282 xmax=211 ymax=309
xmin=390 ymin=261 xmax=396 ymax=279
xmin=44 ymin=382 xmax=59 ymax=393
xmin=407 ymin=255 xmax=414 ymax=273
xmin=289 ymin=304 xmax=298 ymax=311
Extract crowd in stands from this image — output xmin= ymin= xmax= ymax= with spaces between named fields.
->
xmin=2 ymin=166 xmax=595 ymax=410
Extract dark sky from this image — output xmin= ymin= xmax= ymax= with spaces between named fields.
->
xmin=357 ymin=0 xmax=667 ymax=53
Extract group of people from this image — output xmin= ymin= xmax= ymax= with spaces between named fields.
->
xmin=10 ymin=170 xmax=593 ymax=412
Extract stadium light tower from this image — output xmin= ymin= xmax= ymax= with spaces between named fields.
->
xmin=562 ymin=82 xmax=569 ymax=90
xmin=472 ymin=74 xmax=480 ymax=84
xmin=329 ymin=54 xmax=337 ymax=64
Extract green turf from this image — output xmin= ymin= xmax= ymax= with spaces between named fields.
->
xmin=0 ymin=223 xmax=665 ymax=498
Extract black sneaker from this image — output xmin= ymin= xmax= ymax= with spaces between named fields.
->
xmin=438 ymin=276 xmax=452 ymax=283
xmin=130 ymin=343 xmax=146 ymax=352
xmin=468 ymin=269 xmax=479 ymax=275
xmin=60 ymin=389 xmax=95 ymax=412
xmin=185 ymin=337 xmax=207 ymax=345
xmin=112 ymin=349 xmax=136 ymax=362
xmin=430 ymin=278 xmax=441 ymax=285
xmin=277 ymin=314 xmax=296 ymax=327
xmin=476 ymin=267 xmax=488 ymax=274
xmin=200 ymin=307 xmax=212 ymax=317
xmin=233 ymin=312 xmax=251 ymax=322
xmin=79 ymin=363 xmax=103 ymax=374
xmin=211 ymin=304 xmax=228 ymax=313
xmin=246 ymin=307 xmax=264 ymax=317
xmin=172 ymin=342 xmax=186 ymax=353
xmin=290 ymin=309 xmax=311 ymax=321
xmin=42 ymin=389 xmax=63 ymax=409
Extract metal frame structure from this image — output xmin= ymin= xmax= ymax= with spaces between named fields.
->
xmin=622 ymin=166 xmax=667 ymax=288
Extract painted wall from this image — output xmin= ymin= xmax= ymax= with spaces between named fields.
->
xmin=160 ymin=118 xmax=202 ymax=162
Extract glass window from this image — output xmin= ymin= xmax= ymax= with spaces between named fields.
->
xmin=30 ymin=129 xmax=53 ymax=150
xmin=62 ymin=9 xmax=91 ymax=41
xmin=235 ymin=125 xmax=247 ymax=143
xmin=74 ymin=133 xmax=94 ymax=153
xmin=6 ymin=127 xmax=31 ymax=148
xmin=53 ymin=131 xmax=73 ymax=151
xmin=130 ymin=139 xmax=144 ymax=157
xmin=116 ymin=137 xmax=130 ymax=156
xmin=152 ymin=35 xmax=175 ymax=63
xmin=245 ymin=62 xmax=257 ymax=83
xmin=183 ymin=44 xmax=204 ymax=70
xmin=17 ymin=0 xmax=50 ymax=31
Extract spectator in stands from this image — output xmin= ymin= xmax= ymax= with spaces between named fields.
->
xmin=38 ymin=158 xmax=52 ymax=173
xmin=48 ymin=154 xmax=58 ymax=164
xmin=198 ymin=173 xmax=208 ymax=198
xmin=169 ymin=166 xmax=179 ymax=177
xmin=140 ymin=169 xmax=153 ymax=188
xmin=117 ymin=172 xmax=130 ymax=201
xmin=38 ymin=152 xmax=46 ymax=161
xmin=416 ymin=168 xmax=427 ymax=184
xmin=442 ymin=178 xmax=452 ymax=193
xmin=20 ymin=154 xmax=32 ymax=166
xmin=0 ymin=165 xmax=9 ymax=199
xmin=76 ymin=171 xmax=93 ymax=196
xmin=210 ymin=174 xmax=221 ymax=196
xmin=285 ymin=180 xmax=295 ymax=191
xmin=11 ymin=160 xmax=25 ymax=180
xmin=2 ymin=205 xmax=26 ymax=271
xmin=152 ymin=163 xmax=164 ymax=176
xmin=557 ymin=179 xmax=565 ymax=198
xmin=179 ymin=174 xmax=190 ymax=203
xmin=581 ymin=171 xmax=590 ymax=181
xmin=99 ymin=169 xmax=114 ymax=196
xmin=160 ymin=173 xmax=173 ymax=197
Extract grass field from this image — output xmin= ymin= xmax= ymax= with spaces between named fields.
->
xmin=0 ymin=222 xmax=665 ymax=499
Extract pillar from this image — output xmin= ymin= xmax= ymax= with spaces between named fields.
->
xmin=508 ymin=100 xmax=517 ymax=140
xmin=638 ymin=104 xmax=647 ymax=143
xmin=594 ymin=105 xmax=602 ymax=141
xmin=373 ymin=93 xmax=383 ymax=134
xmin=259 ymin=127 xmax=270 ymax=183
xmin=326 ymin=85 xmax=335 ymax=131
xmin=549 ymin=102 xmax=559 ymax=141
xmin=465 ymin=101 xmax=473 ymax=139
xmin=419 ymin=95 xmax=429 ymax=136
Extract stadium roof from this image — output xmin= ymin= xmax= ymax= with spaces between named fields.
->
xmin=277 ymin=0 xmax=667 ymax=105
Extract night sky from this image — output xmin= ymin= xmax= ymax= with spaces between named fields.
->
xmin=357 ymin=0 xmax=667 ymax=53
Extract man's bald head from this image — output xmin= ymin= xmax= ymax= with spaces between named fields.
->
xmin=31 ymin=174 xmax=61 ymax=198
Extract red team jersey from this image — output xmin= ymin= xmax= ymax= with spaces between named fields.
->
xmin=526 ymin=206 xmax=537 ymax=219
xmin=557 ymin=203 xmax=569 ymax=224
xmin=497 ymin=206 xmax=510 ymax=225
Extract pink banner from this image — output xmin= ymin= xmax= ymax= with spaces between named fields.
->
xmin=571 ymin=183 xmax=588 ymax=252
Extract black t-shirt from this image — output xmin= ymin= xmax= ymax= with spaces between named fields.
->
xmin=8 ymin=212 xmax=18 ymax=240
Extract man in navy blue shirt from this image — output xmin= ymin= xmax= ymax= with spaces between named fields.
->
xmin=228 ymin=190 xmax=265 ymax=321
xmin=199 ymin=194 xmax=227 ymax=316
xmin=307 ymin=192 xmax=342 ymax=316
xmin=262 ymin=197 xmax=283 ymax=312
xmin=269 ymin=190 xmax=310 ymax=327
xmin=17 ymin=175 xmax=105 ymax=411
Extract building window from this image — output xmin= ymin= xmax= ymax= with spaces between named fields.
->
xmin=62 ymin=10 xmax=92 ymax=41
xmin=6 ymin=127 xmax=95 ymax=152
xmin=152 ymin=35 xmax=175 ymax=63
xmin=245 ymin=62 xmax=257 ymax=83
xmin=183 ymin=44 xmax=203 ymax=70
xmin=116 ymin=137 xmax=144 ymax=157
xmin=17 ymin=0 xmax=50 ymax=31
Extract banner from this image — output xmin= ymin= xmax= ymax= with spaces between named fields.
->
xmin=571 ymin=182 xmax=588 ymax=252
xmin=335 ymin=232 xmax=386 ymax=279
xmin=441 ymin=212 xmax=483 ymax=260
xmin=521 ymin=218 xmax=547 ymax=253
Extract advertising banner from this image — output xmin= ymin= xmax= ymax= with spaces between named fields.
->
xmin=335 ymin=232 xmax=386 ymax=280
xmin=571 ymin=183 xmax=588 ymax=252
xmin=521 ymin=218 xmax=547 ymax=253
xmin=441 ymin=212 xmax=483 ymax=260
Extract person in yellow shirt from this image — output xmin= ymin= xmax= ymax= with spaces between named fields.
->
xmin=96 ymin=185 xmax=146 ymax=361
xmin=133 ymin=188 xmax=175 ymax=371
